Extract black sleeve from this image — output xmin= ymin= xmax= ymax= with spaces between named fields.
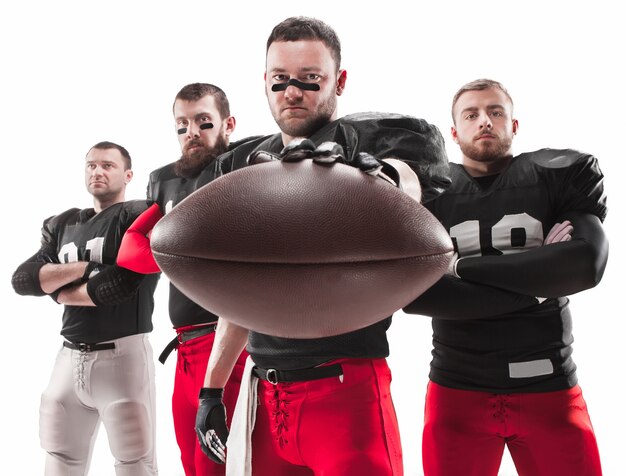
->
xmin=86 ymin=265 xmax=146 ymax=306
xmin=11 ymin=253 xmax=47 ymax=296
xmin=333 ymin=113 xmax=452 ymax=203
xmin=11 ymin=214 xmax=63 ymax=296
xmin=456 ymin=211 xmax=608 ymax=298
xmin=403 ymin=275 xmax=539 ymax=319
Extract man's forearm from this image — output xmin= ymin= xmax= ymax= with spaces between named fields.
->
xmin=39 ymin=262 xmax=89 ymax=294
xmin=203 ymin=318 xmax=249 ymax=388
xmin=56 ymin=283 xmax=96 ymax=306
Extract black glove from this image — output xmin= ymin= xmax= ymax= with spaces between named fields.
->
xmin=81 ymin=261 xmax=107 ymax=282
xmin=248 ymin=139 xmax=399 ymax=186
xmin=351 ymin=152 xmax=400 ymax=186
xmin=247 ymin=138 xmax=342 ymax=165
xmin=85 ymin=265 xmax=143 ymax=306
xmin=195 ymin=388 xmax=229 ymax=464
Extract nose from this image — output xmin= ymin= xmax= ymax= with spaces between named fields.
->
xmin=187 ymin=122 xmax=201 ymax=139
xmin=479 ymin=113 xmax=492 ymax=129
xmin=91 ymin=165 xmax=103 ymax=176
xmin=284 ymin=83 xmax=304 ymax=102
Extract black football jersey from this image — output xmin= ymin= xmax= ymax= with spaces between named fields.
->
xmin=147 ymin=136 xmax=268 ymax=328
xmin=218 ymin=113 xmax=451 ymax=369
xmin=39 ymin=200 xmax=158 ymax=343
xmin=426 ymin=149 xmax=607 ymax=392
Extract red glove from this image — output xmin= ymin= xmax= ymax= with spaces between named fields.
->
xmin=117 ymin=203 xmax=163 ymax=274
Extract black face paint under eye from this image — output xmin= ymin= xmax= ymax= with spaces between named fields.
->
xmin=177 ymin=123 xmax=213 ymax=135
xmin=271 ymin=78 xmax=321 ymax=92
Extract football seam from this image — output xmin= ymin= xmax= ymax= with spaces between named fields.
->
xmin=152 ymin=250 xmax=454 ymax=266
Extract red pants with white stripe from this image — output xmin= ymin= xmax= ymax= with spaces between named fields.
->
xmin=422 ymin=381 xmax=602 ymax=476
xmin=173 ymin=330 xmax=248 ymax=476
xmin=250 ymin=358 xmax=403 ymax=476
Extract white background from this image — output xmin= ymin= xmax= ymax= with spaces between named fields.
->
xmin=1 ymin=1 xmax=624 ymax=475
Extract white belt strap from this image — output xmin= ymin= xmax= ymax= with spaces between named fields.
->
xmin=226 ymin=356 xmax=258 ymax=476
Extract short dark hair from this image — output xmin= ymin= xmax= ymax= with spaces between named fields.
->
xmin=267 ymin=16 xmax=342 ymax=71
xmin=173 ymin=83 xmax=230 ymax=119
xmin=451 ymin=79 xmax=514 ymax=123
xmin=88 ymin=141 xmax=132 ymax=170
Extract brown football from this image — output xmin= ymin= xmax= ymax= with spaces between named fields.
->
xmin=151 ymin=159 xmax=453 ymax=338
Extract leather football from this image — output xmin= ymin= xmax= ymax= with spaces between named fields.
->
xmin=151 ymin=159 xmax=453 ymax=338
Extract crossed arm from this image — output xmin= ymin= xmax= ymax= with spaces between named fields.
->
xmin=404 ymin=212 xmax=608 ymax=319
xmin=13 ymin=252 xmax=145 ymax=307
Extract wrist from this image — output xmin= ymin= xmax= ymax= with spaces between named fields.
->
xmin=82 ymin=261 xmax=103 ymax=282
xmin=450 ymin=256 xmax=464 ymax=278
xmin=199 ymin=387 xmax=224 ymax=399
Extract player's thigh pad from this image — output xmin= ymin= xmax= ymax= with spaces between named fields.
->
xmin=102 ymin=399 xmax=152 ymax=461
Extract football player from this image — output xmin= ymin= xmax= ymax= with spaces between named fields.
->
xmin=193 ymin=17 xmax=451 ymax=476
xmin=116 ymin=83 xmax=265 ymax=476
xmin=11 ymin=141 xmax=159 ymax=475
xmin=404 ymin=79 xmax=608 ymax=476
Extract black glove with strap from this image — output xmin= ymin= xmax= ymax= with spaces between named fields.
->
xmin=81 ymin=261 xmax=107 ymax=282
xmin=195 ymin=387 xmax=229 ymax=464
xmin=248 ymin=138 xmax=400 ymax=186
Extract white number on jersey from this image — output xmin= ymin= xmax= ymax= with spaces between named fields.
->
xmin=58 ymin=237 xmax=105 ymax=263
xmin=450 ymin=213 xmax=543 ymax=258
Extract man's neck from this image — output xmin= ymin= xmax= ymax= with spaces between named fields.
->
xmin=462 ymin=154 xmax=513 ymax=177
xmin=93 ymin=195 xmax=125 ymax=214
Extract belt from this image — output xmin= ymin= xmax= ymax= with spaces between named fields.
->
xmin=63 ymin=341 xmax=115 ymax=352
xmin=158 ymin=323 xmax=217 ymax=364
xmin=253 ymin=363 xmax=343 ymax=385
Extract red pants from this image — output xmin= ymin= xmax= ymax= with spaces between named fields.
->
xmin=250 ymin=358 xmax=403 ymax=476
xmin=422 ymin=381 xmax=602 ymax=476
xmin=173 ymin=330 xmax=248 ymax=476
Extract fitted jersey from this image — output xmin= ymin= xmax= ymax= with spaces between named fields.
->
xmin=219 ymin=112 xmax=451 ymax=370
xmin=37 ymin=200 xmax=158 ymax=343
xmin=426 ymin=148 xmax=607 ymax=393
xmin=147 ymin=137 xmax=268 ymax=328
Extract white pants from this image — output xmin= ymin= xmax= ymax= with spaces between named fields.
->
xmin=39 ymin=333 xmax=158 ymax=476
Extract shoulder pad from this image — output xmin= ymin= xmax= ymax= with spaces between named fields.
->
xmin=520 ymin=148 xmax=595 ymax=170
xmin=339 ymin=112 xmax=434 ymax=134
xmin=44 ymin=208 xmax=82 ymax=229
xmin=227 ymin=135 xmax=270 ymax=151
xmin=521 ymin=148 xmax=606 ymax=221
xmin=121 ymin=199 xmax=151 ymax=218
xmin=149 ymin=163 xmax=177 ymax=182
xmin=220 ymin=134 xmax=280 ymax=172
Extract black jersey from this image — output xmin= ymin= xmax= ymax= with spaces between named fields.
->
xmin=426 ymin=149 xmax=607 ymax=393
xmin=147 ymin=136 xmax=268 ymax=328
xmin=38 ymin=200 xmax=158 ymax=343
xmin=219 ymin=113 xmax=451 ymax=369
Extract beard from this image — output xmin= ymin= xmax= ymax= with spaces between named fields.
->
xmin=274 ymin=93 xmax=337 ymax=139
xmin=458 ymin=133 xmax=514 ymax=164
xmin=174 ymin=134 xmax=229 ymax=179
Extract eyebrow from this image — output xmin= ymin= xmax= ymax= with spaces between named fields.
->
xmin=86 ymin=160 xmax=117 ymax=166
xmin=270 ymin=66 xmax=322 ymax=75
xmin=459 ymin=104 xmax=506 ymax=115
xmin=175 ymin=112 xmax=213 ymax=121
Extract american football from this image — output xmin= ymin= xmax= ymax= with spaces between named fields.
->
xmin=151 ymin=159 xmax=453 ymax=338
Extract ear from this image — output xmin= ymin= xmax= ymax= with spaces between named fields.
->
xmin=125 ymin=169 xmax=133 ymax=184
xmin=336 ymin=69 xmax=347 ymax=96
xmin=225 ymin=116 xmax=236 ymax=137
xmin=512 ymin=118 xmax=519 ymax=135
xmin=451 ymin=126 xmax=460 ymax=144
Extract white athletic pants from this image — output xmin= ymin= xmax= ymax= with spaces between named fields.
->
xmin=39 ymin=333 xmax=158 ymax=476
